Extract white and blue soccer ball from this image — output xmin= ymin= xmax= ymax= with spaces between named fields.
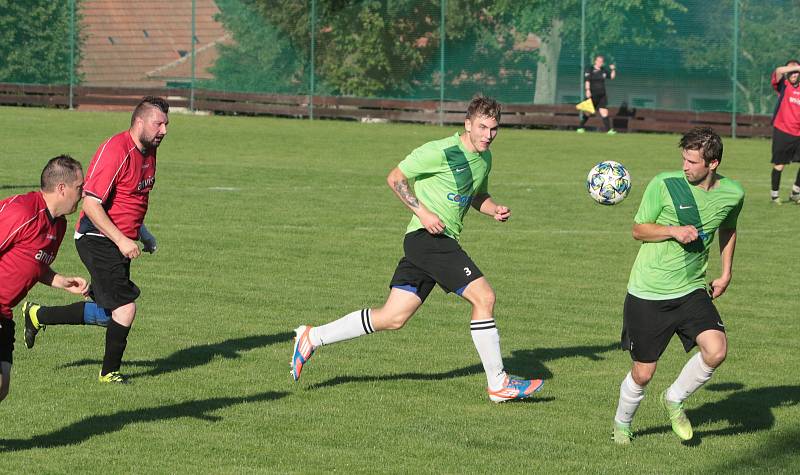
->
xmin=587 ymin=160 xmax=631 ymax=205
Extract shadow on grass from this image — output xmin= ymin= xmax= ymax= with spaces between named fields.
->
xmin=306 ymin=342 xmax=618 ymax=391
xmin=61 ymin=332 xmax=293 ymax=379
xmin=0 ymin=391 xmax=287 ymax=452
xmin=636 ymin=383 xmax=800 ymax=443
xmin=714 ymin=427 xmax=800 ymax=471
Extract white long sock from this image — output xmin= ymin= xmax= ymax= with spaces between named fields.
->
xmin=309 ymin=308 xmax=374 ymax=347
xmin=614 ymin=372 xmax=645 ymax=425
xmin=470 ymin=319 xmax=506 ymax=390
xmin=666 ymin=352 xmax=715 ymax=403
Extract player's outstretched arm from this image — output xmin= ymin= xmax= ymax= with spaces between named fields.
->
xmin=710 ymin=227 xmax=737 ymax=299
xmin=472 ymin=194 xmax=510 ymax=222
xmin=386 ymin=167 xmax=445 ymax=234
xmin=82 ymin=198 xmax=140 ymax=259
xmin=632 ymin=223 xmax=698 ymax=243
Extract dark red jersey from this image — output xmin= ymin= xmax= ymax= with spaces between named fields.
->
xmin=77 ymin=130 xmax=156 ymax=240
xmin=0 ymin=192 xmax=66 ymax=319
xmin=771 ymin=72 xmax=800 ymax=136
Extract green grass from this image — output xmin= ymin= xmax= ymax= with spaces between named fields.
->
xmin=1 ymin=106 xmax=798 ymax=473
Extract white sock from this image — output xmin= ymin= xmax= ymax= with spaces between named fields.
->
xmin=771 ymin=189 xmax=780 ymax=199
xmin=666 ymin=352 xmax=715 ymax=403
xmin=792 ymin=184 xmax=800 ymax=194
xmin=309 ymin=308 xmax=374 ymax=347
xmin=614 ymin=372 xmax=645 ymax=425
xmin=470 ymin=319 xmax=506 ymax=390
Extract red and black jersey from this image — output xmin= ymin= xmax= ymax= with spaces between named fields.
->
xmin=771 ymin=71 xmax=800 ymax=136
xmin=77 ymin=130 xmax=156 ymax=240
xmin=0 ymin=192 xmax=66 ymax=319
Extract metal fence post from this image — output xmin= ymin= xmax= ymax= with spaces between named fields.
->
xmin=580 ymin=0 xmax=585 ymax=103
xmin=310 ymin=0 xmax=316 ymax=120
xmin=69 ymin=0 xmax=75 ymax=109
xmin=190 ymin=0 xmax=196 ymax=112
xmin=731 ymin=0 xmax=739 ymax=138
xmin=439 ymin=0 xmax=445 ymax=126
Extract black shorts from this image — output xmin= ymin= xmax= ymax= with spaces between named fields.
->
xmin=76 ymin=235 xmax=140 ymax=310
xmin=771 ymin=127 xmax=800 ymax=164
xmin=590 ymin=92 xmax=608 ymax=110
xmin=389 ymin=229 xmax=483 ymax=303
xmin=0 ymin=318 xmax=15 ymax=364
xmin=621 ymin=289 xmax=725 ymax=363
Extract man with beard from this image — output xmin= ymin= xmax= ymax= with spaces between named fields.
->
xmin=1 ymin=156 xmax=88 ymax=403
xmin=611 ymin=127 xmax=744 ymax=444
xmin=769 ymin=60 xmax=800 ymax=204
xmin=24 ymin=97 xmax=168 ymax=383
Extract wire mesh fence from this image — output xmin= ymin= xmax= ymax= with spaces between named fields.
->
xmin=2 ymin=0 xmax=799 ymax=121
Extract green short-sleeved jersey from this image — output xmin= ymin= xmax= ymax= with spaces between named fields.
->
xmin=397 ymin=133 xmax=491 ymax=240
xmin=627 ymin=171 xmax=745 ymax=300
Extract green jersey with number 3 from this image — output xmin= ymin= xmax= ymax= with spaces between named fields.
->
xmin=397 ymin=133 xmax=491 ymax=240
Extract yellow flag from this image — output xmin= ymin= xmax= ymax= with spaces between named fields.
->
xmin=576 ymin=99 xmax=595 ymax=114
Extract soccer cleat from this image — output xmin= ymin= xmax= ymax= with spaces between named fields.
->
xmin=770 ymin=196 xmax=782 ymax=205
xmin=488 ymin=376 xmax=544 ymax=402
xmin=290 ymin=325 xmax=316 ymax=382
xmin=22 ymin=301 xmax=43 ymax=349
xmin=790 ymin=193 xmax=800 ymax=204
xmin=576 ymin=128 xmax=586 ymax=134
xmin=607 ymin=129 xmax=618 ymax=135
xmin=661 ymin=390 xmax=693 ymax=441
xmin=98 ymin=371 xmax=128 ymax=384
xmin=612 ymin=421 xmax=634 ymax=445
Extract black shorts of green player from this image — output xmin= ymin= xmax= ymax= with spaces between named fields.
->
xmin=771 ymin=127 xmax=800 ymax=164
xmin=76 ymin=235 xmax=141 ymax=310
xmin=0 ymin=319 xmax=15 ymax=364
xmin=389 ymin=229 xmax=483 ymax=301
xmin=621 ymin=289 xmax=725 ymax=364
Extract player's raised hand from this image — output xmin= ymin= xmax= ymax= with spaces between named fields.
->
xmin=494 ymin=205 xmax=511 ymax=222
xmin=669 ymin=225 xmax=699 ymax=244
xmin=118 ymin=236 xmax=141 ymax=260
xmin=420 ymin=210 xmax=446 ymax=235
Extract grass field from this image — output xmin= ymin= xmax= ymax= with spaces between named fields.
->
xmin=1 ymin=106 xmax=798 ymax=473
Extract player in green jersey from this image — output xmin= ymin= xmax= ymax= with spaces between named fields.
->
xmin=290 ymin=96 xmax=544 ymax=402
xmin=612 ymin=126 xmax=745 ymax=444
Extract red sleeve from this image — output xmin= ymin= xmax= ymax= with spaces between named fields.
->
xmin=0 ymin=197 xmax=28 ymax=254
xmin=83 ymin=139 xmax=128 ymax=203
xmin=772 ymin=72 xmax=783 ymax=93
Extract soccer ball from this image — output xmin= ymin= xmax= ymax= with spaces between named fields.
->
xmin=587 ymin=160 xmax=631 ymax=205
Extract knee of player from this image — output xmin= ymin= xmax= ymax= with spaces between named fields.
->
xmin=383 ymin=313 xmax=411 ymax=331
xmin=704 ymin=347 xmax=727 ymax=368
xmin=471 ymin=290 xmax=495 ymax=312
xmin=631 ymin=366 xmax=655 ymax=386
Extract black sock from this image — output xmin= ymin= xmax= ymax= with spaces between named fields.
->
xmin=579 ymin=114 xmax=589 ymax=127
xmin=772 ymin=168 xmax=782 ymax=194
xmin=602 ymin=116 xmax=611 ymax=131
xmin=102 ymin=319 xmax=131 ymax=375
xmin=37 ymin=302 xmax=85 ymax=325
xmin=794 ymin=168 xmax=800 ymax=190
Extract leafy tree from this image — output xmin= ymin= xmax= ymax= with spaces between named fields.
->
xmin=0 ymin=0 xmax=83 ymax=84
xmin=678 ymin=0 xmax=800 ymax=114
xmin=491 ymin=0 xmax=685 ymax=104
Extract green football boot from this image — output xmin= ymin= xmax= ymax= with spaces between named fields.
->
xmin=612 ymin=421 xmax=633 ymax=445
xmin=661 ymin=390 xmax=693 ymax=441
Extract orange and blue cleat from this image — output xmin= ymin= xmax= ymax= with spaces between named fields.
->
xmin=290 ymin=325 xmax=316 ymax=382
xmin=488 ymin=376 xmax=544 ymax=402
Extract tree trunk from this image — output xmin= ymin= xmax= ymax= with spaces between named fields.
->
xmin=533 ymin=18 xmax=563 ymax=105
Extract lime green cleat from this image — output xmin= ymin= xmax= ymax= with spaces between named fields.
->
xmin=98 ymin=371 xmax=128 ymax=384
xmin=576 ymin=128 xmax=586 ymax=133
xmin=661 ymin=390 xmax=693 ymax=441
xmin=607 ymin=129 xmax=618 ymax=135
xmin=770 ymin=197 xmax=782 ymax=205
xmin=612 ymin=421 xmax=633 ymax=445
xmin=22 ymin=301 xmax=43 ymax=349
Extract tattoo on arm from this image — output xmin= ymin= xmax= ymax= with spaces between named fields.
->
xmin=395 ymin=179 xmax=420 ymax=208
